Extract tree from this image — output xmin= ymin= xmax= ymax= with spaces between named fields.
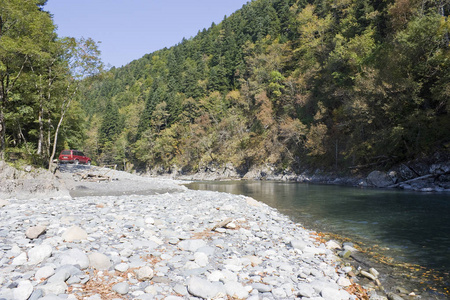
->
xmin=48 ymin=37 xmax=103 ymax=169
xmin=0 ymin=0 xmax=55 ymax=158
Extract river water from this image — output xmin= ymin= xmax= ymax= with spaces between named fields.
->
xmin=187 ymin=180 xmax=450 ymax=297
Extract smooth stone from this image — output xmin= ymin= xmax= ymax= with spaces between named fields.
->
xmin=387 ymin=293 xmax=405 ymax=300
xmin=35 ymin=266 xmax=55 ymax=281
xmin=135 ymin=266 xmax=154 ymax=281
xmin=326 ymin=240 xmax=341 ymax=250
xmin=12 ymin=252 xmax=28 ymax=266
xmin=13 ymin=280 xmax=34 ymax=300
xmin=112 ymin=282 xmax=129 ymax=295
xmin=28 ymin=244 xmax=52 ymax=265
xmin=272 ymin=287 xmax=287 ymax=298
xmin=194 ymin=252 xmax=209 ymax=267
xmin=297 ymin=283 xmax=315 ymax=298
xmin=224 ymin=281 xmax=249 ymax=299
xmin=173 ymin=284 xmax=188 ymax=296
xmin=48 ymin=265 xmax=82 ymax=283
xmin=40 ymin=281 xmax=68 ymax=296
xmin=370 ymin=268 xmax=380 ymax=278
xmin=28 ymin=289 xmax=43 ymax=300
xmin=165 ymin=297 xmax=184 ymax=300
xmin=88 ymin=252 xmax=112 ymax=270
xmin=26 ymin=225 xmax=47 ymax=239
xmin=58 ymin=248 xmax=89 ymax=269
xmin=337 ymin=277 xmax=352 ymax=287
xmin=361 ymin=270 xmax=376 ymax=281
xmin=187 ymin=276 xmax=225 ymax=299
xmin=252 ymin=283 xmax=272 ymax=293
xmin=62 ymin=226 xmax=88 ymax=241
xmin=0 ymin=199 xmax=10 ymax=208
xmin=178 ymin=239 xmax=207 ymax=252
xmin=290 ymin=239 xmax=306 ymax=250
xmin=114 ymin=263 xmax=129 ymax=272
xmin=321 ymin=287 xmax=345 ymax=300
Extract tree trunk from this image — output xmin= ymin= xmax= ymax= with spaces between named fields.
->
xmin=0 ymin=106 xmax=5 ymax=160
xmin=37 ymin=104 xmax=44 ymax=155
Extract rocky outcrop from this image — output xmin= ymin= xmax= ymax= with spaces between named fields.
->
xmin=0 ymin=161 xmax=70 ymax=199
xmin=366 ymin=171 xmax=395 ymax=188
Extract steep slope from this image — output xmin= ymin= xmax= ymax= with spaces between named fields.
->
xmin=79 ymin=0 xmax=450 ymax=175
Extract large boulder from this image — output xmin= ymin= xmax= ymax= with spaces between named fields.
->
xmin=366 ymin=171 xmax=394 ymax=187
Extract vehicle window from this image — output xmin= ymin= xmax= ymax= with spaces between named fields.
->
xmin=79 ymin=152 xmax=85 ymax=156
xmin=61 ymin=150 xmax=71 ymax=155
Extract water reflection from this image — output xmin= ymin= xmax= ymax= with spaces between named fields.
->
xmin=188 ymin=181 xmax=450 ymax=271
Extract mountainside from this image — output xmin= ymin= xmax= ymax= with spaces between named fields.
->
xmin=79 ymin=0 xmax=450 ymax=175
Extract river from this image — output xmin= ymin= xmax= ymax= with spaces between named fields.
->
xmin=187 ymin=180 xmax=450 ymax=298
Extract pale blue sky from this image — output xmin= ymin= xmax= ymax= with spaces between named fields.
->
xmin=45 ymin=0 xmax=250 ymax=68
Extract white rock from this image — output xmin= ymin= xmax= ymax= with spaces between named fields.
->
xmin=144 ymin=217 xmax=155 ymax=224
xmin=224 ymin=281 xmax=249 ymax=299
xmin=12 ymin=252 xmax=28 ymax=266
xmin=35 ymin=266 xmax=55 ymax=281
xmin=178 ymin=239 xmax=207 ymax=252
xmin=40 ymin=281 xmax=68 ymax=296
xmin=112 ymin=282 xmax=129 ymax=295
xmin=187 ymin=276 xmax=225 ymax=299
xmin=369 ymin=268 xmax=379 ymax=278
xmin=88 ymin=252 xmax=112 ymax=270
xmin=326 ymin=240 xmax=341 ymax=250
xmin=194 ymin=252 xmax=209 ymax=267
xmin=272 ymin=287 xmax=287 ymax=298
xmin=62 ymin=226 xmax=88 ymax=241
xmin=135 ymin=266 xmax=154 ymax=281
xmin=26 ymin=225 xmax=47 ymax=239
xmin=244 ymin=255 xmax=263 ymax=266
xmin=337 ymin=277 xmax=352 ymax=287
xmin=0 ymin=199 xmax=10 ymax=207
xmin=184 ymin=261 xmax=200 ymax=270
xmin=290 ymin=239 xmax=306 ymax=250
xmin=207 ymin=270 xmax=223 ymax=282
xmin=10 ymin=244 xmax=21 ymax=256
xmin=58 ymin=248 xmax=89 ymax=269
xmin=13 ymin=280 xmax=33 ymax=300
xmin=115 ymin=263 xmax=129 ymax=272
xmin=28 ymin=244 xmax=52 ymax=265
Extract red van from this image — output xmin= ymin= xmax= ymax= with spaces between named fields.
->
xmin=58 ymin=150 xmax=91 ymax=165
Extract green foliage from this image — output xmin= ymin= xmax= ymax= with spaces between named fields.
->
xmin=78 ymin=0 xmax=449 ymax=172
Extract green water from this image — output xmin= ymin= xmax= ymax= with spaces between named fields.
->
xmin=188 ymin=181 xmax=450 ymax=296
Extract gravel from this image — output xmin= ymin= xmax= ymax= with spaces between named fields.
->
xmin=0 ymin=165 xmax=362 ymax=299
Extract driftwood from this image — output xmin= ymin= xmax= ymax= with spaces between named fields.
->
xmin=388 ymin=174 xmax=435 ymax=188
xmin=211 ymin=217 xmax=233 ymax=231
xmin=77 ymin=172 xmax=111 ymax=182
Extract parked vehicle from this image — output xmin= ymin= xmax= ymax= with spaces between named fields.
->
xmin=58 ymin=150 xmax=91 ymax=165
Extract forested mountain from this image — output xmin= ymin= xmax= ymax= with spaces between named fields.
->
xmin=5 ymin=0 xmax=446 ymax=174
xmin=0 ymin=0 xmax=102 ymax=167
xmin=79 ymin=0 xmax=449 ymax=174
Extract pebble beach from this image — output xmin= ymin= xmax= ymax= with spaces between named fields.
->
xmin=0 ymin=166 xmax=382 ymax=300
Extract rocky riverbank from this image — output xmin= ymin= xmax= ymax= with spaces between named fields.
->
xmin=0 ymin=163 xmax=434 ymax=299
xmin=146 ymin=155 xmax=450 ymax=193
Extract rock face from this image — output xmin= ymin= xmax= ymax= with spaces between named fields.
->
xmin=367 ymin=171 xmax=394 ymax=187
xmin=0 ymin=161 xmax=70 ymax=199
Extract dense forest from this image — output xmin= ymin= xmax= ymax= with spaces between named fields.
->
xmin=2 ymin=0 xmax=449 ymax=175
xmin=0 ymin=0 xmax=102 ymax=168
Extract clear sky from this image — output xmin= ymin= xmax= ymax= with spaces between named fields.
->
xmin=45 ymin=0 xmax=250 ymax=68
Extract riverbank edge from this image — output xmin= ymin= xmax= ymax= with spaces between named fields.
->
xmin=0 ymin=162 xmax=445 ymax=299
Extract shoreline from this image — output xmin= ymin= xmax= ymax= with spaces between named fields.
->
xmin=0 ymin=164 xmax=447 ymax=299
